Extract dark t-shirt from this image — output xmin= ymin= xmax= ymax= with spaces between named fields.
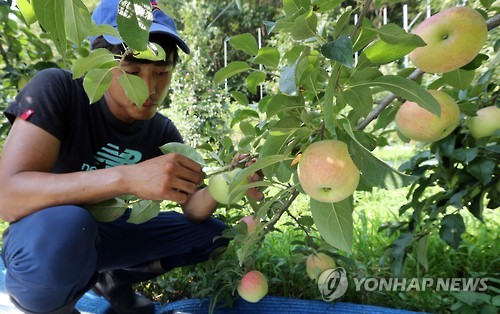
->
xmin=4 ymin=68 xmax=183 ymax=173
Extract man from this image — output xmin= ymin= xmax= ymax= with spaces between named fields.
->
xmin=0 ymin=0 xmax=261 ymax=313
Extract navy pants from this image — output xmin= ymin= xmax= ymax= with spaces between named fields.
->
xmin=1 ymin=205 xmax=228 ymax=313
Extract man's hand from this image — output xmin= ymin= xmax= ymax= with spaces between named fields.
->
xmin=129 ymin=153 xmax=204 ymax=203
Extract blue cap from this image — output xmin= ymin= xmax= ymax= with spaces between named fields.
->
xmin=91 ymin=0 xmax=190 ymax=54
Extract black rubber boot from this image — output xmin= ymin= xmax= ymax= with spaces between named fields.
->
xmin=92 ymin=269 xmax=157 ymax=314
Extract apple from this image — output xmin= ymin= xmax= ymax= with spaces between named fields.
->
xmin=306 ymin=252 xmax=336 ymax=281
xmin=395 ymin=90 xmax=460 ymax=142
xmin=208 ymin=168 xmax=248 ymax=204
xmin=297 ymin=140 xmax=360 ymax=203
xmin=468 ymin=106 xmax=500 ymax=139
xmin=237 ymin=270 xmax=268 ymax=303
xmin=239 ymin=215 xmax=259 ymax=235
xmin=409 ymin=6 xmax=487 ymax=74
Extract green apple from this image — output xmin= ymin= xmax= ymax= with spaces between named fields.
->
xmin=395 ymin=90 xmax=460 ymax=142
xmin=239 ymin=215 xmax=259 ymax=235
xmin=237 ymin=270 xmax=268 ymax=303
xmin=208 ymin=168 xmax=248 ymax=204
xmin=306 ymin=252 xmax=336 ymax=281
xmin=297 ymin=140 xmax=360 ymax=203
xmin=409 ymin=6 xmax=487 ymax=73
xmin=468 ymin=106 xmax=500 ymax=139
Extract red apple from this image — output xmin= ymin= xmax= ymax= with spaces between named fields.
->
xmin=237 ymin=270 xmax=268 ymax=303
xmin=239 ymin=215 xmax=259 ymax=235
xmin=297 ymin=140 xmax=360 ymax=203
xmin=409 ymin=6 xmax=487 ymax=73
xmin=395 ymin=90 xmax=460 ymax=142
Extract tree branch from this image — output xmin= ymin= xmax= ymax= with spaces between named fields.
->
xmin=356 ymin=13 xmax=500 ymax=131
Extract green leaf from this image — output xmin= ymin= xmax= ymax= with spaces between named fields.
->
xmin=87 ymin=198 xmax=128 ymax=222
xmin=89 ymin=23 xmax=121 ymax=41
xmin=214 ymin=61 xmax=251 ymax=83
xmin=467 ymin=157 xmax=495 ymax=185
xmin=321 ymin=35 xmax=354 ymax=68
xmin=230 ymin=91 xmax=249 ymax=106
xmin=229 ymin=33 xmax=258 ymax=56
xmin=83 ymin=68 xmax=113 ymax=104
xmin=291 ymin=9 xmax=317 ymax=40
xmin=252 ymin=47 xmax=281 ymax=68
xmin=377 ymin=23 xmax=425 ymax=46
xmin=32 ymin=0 xmax=67 ymax=56
xmin=117 ymin=0 xmax=152 ymax=51
xmin=362 ymin=40 xmax=416 ymax=65
xmin=259 ymin=134 xmax=295 ymax=180
xmin=283 ymin=0 xmax=310 ymax=16
xmin=128 ymin=200 xmax=161 ymax=224
xmin=442 ymin=69 xmax=476 ymax=90
xmin=65 ymin=0 xmax=92 ymax=45
xmin=314 ymin=0 xmax=342 ymax=13
xmin=341 ymin=86 xmax=373 ymax=120
xmin=229 ymin=155 xmax=289 ymax=192
xmin=343 ymin=122 xmax=418 ymax=190
xmin=118 ymin=73 xmax=149 ymax=108
xmin=72 ymin=48 xmax=116 ymax=79
xmin=310 ymin=198 xmax=353 ymax=253
xmin=266 ymin=94 xmax=304 ymax=118
xmin=246 ymin=71 xmax=266 ymax=95
xmin=353 ymin=75 xmax=441 ymax=116
xmin=390 ymin=233 xmax=413 ymax=277
xmin=159 ymin=142 xmax=205 ymax=166
xmin=230 ymin=109 xmax=260 ymax=128
xmin=132 ymin=42 xmax=167 ymax=61
xmin=416 ymin=234 xmax=429 ymax=271
xmin=439 ymin=214 xmax=465 ymax=249
xmin=279 ymin=60 xmax=299 ymax=95
xmin=17 ymin=0 xmax=37 ymax=24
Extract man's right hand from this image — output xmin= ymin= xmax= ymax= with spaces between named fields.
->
xmin=127 ymin=153 xmax=205 ymax=203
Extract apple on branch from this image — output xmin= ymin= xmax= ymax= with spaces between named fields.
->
xmin=239 ymin=215 xmax=259 ymax=235
xmin=467 ymin=106 xmax=500 ymax=139
xmin=306 ymin=252 xmax=336 ymax=281
xmin=237 ymin=270 xmax=269 ymax=303
xmin=409 ymin=6 xmax=487 ymax=74
xmin=208 ymin=168 xmax=249 ymax=204
xmin=297 ymin=140 xmax=360 ymax=203
xmin=395 ymin=90 xmax=460 ymax=143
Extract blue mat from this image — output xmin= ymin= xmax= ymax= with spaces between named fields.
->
xmin=0 ymin=260 xmax=425 ymax=313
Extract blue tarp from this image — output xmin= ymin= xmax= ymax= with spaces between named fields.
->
xmin=0 ymin=260 xmax=426 ymax=314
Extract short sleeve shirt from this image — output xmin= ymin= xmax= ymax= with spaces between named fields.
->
xmin=4 ymin=68 xmax=183 ymax=173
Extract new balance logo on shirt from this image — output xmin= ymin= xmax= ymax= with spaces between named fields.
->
xmin=81 ymin=143 xmax=142 ymax=171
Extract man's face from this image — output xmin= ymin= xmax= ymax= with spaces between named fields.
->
xmin=105 ymin=57 xmax=174 ymax=123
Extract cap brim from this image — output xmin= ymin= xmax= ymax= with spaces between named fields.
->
xmin=150 ymin=22 xmax=190 ymax=54
xmin=97 ymin=24 xmax=190 ymax=54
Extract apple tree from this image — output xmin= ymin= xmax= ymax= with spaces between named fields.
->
xmin=7 ymin=0 xmax=499 ymax=305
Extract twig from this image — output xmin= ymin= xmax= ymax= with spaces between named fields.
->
xmin=253 ymin=188 xmax=300 ymax=250
xmin=356 ymin=13 xmax=500 ymax=131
